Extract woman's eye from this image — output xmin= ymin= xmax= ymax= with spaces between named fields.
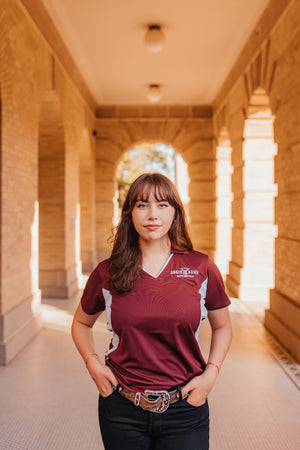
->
xmin=137 ymin=203 xmax=147 ymax=208
xmin=158 ymin=203 xmax=168 ymax=208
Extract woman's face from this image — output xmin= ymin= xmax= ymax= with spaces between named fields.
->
xmin=131 ymin=189 xmax=175 ymax=245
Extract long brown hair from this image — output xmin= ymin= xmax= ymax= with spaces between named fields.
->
xmin=108 ymin=173 xmax=193 ymax=293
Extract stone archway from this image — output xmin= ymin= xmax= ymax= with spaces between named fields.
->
xmin=94 ymin=107 xmax=215 ymax=260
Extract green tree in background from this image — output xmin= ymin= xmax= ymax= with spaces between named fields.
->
xmin=116 ymin=143 xmax=175 ymax=209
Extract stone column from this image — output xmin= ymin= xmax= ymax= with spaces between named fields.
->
xmin=185 ymin=140 xmax=215 ymax=257
xmin=80 ymin=161 xmax=96 ymax=272
xmin=240 ymin=111 xmax=277 ymax=301
xmin=214 ymin=132 xmax=233 ymax=276
xmin=95 ymin=138 xmax=121 ymax=261
xmin=226 ymin=106 xmax=277 ymax=301
xmin=168 ymin=118 xmax=215 ymax=257
xmin=38 ymin=92 xmax=78 ymax=298
xmin=226 ymin=110 xmax=246 ymax=298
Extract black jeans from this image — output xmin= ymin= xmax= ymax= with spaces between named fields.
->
xmin=98 ymin=390 xmax=209 ymax=450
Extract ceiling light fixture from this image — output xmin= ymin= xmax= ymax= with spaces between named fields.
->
xmin=145 ymin=25 xmax=165 ymax=53
xmin=147 ymin=84 xmax=162 ymax=103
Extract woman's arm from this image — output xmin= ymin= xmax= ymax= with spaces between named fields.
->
xmin=71 ymin=303 xmax=118 ymax=396
xmin=182 ymin=306 xmax=232 ymax=405
xmin=205 ymin=306 xmax=232 ymax=371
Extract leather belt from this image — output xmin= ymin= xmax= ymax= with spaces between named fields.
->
xmin=117 ymin=385 xmax=181 ymax=413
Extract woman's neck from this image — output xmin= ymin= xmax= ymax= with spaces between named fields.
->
xmin=138 ymin=237 xmax=171 ymax=260
xmin=139 ymin=239 xmax=172 ymax=278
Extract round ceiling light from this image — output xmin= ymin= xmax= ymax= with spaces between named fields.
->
xmin=147 ymin=84 xmax=162 ymax=103
xmin=145 ymin=25 xmax=165 ymax=53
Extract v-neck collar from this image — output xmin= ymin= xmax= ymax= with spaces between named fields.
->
xmin=142 ymin=253 xmax=174 ymax=279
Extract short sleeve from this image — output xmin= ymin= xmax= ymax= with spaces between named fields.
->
xmin=205 ymin=257 xmax=231 ymax=310
xmin=81 ymin=265 xmax=106 ymax=315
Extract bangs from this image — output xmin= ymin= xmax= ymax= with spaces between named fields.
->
xmin=131 ymin=178 xmax=176 ymax=207
xmin=139 ymin=182 xmax=170 ymax=202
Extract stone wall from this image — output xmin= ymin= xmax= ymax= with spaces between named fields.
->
xmin=214 ymin=0 xmax=300 ymax=360
xmin=0 ymin=0 xmax=95 ymax=363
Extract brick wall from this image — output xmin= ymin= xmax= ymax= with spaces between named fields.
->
xmin=214 ymin=0 xmax=300 ymax=360
xmin=0 ymin=0 xmax=96 ymax=363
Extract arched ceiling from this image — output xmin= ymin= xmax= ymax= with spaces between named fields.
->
xmin=41 ymin=0 xmax=270 ymax=105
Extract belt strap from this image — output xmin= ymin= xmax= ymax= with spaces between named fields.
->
xmin=117 ymin=386 xmax=179 ymax=413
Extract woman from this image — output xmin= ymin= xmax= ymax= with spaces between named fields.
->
xmin=72 ymin=173 xmax=232 ymax=450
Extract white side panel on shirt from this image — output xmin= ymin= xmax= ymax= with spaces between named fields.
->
xmin=102 ymin=288 xmax=120 ymax=357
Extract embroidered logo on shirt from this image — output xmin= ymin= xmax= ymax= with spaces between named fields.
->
xmin=171 ymin=267 xmax=199 ymax=278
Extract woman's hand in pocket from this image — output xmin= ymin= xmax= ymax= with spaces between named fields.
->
xmin=181 ymin=369 xmax=218 ymax=407
xmin=86 ymin=356 xmax=118 ymax=397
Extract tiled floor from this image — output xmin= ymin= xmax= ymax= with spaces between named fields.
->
xmin=1 ymin=293 xmax=299 ymax=450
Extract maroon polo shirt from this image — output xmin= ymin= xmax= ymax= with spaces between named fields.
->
xmin=81 ymin=250 xmax=230 ymax=392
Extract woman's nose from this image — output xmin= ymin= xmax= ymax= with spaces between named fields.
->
xmin=148 ymin=204 xmax=158 ymax=219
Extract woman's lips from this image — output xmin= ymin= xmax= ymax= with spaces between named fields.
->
xmin=144 ymin=225 xmax=161 ymax=230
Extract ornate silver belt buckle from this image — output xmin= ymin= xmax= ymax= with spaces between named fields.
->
xmin=144 ymin=389 xmax=171 ymax=413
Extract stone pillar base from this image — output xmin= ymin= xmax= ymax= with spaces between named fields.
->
xmin=39 ymin=263 xmax=79 ymax=298
xmin=226 ymin=261 xmax=273 ymax=301
xmin=265 ymin=289 xmax=300 ymax=362
xmin=0 ymin=291 xmax=42 ymax=365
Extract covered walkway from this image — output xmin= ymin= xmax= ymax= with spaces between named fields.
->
xmin=0 ymin=289 xmax=299 ymax=450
